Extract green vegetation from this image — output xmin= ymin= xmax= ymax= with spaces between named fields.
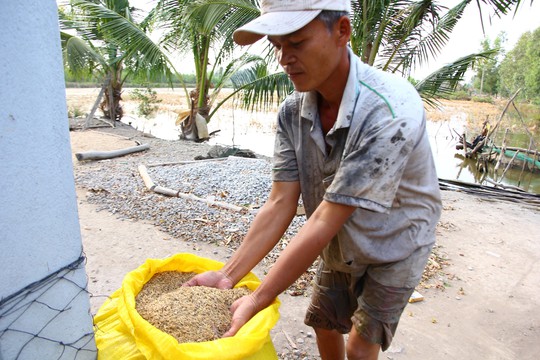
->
xmin=60 ymin=0 xmax=534 ymax=140
xmin=470 ymin=27 xmax=540 ymax=105
xmin=130 ymin=87 xmax=162 ymax=118
xmin=67 ymin=105 xmax=85 ymax=118
xmin=59 ymin=0 xmax=173 ymax=121
xmin=499 ymin=28 xmax=540 ymax=104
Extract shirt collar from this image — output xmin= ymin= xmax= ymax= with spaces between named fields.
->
xmin=300 ymin=48 xmax=360 ymax=133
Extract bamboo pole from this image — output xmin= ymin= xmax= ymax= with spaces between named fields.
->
xmin=494 ymin=128 xmax=509 ymax=177
xmin=137 ymin=164 xmax=244 ymax=212
xmin=504 ymin=146 xmax=540 ymax=156
xmin=518 ymin=139 xmax=534 ymax=186
xmin=499 ymin=149 xmax=520 ymax=181
xmin=147 ymin=157 xmax=229 ymax=167
xmin=484 ymin=179 xmax=525 ymax=192
xmin=138 ymin=164 xmax=155 ymax=190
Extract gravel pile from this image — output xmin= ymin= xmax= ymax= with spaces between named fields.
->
xmin=74 ymin=125 xmax=309 ymax=282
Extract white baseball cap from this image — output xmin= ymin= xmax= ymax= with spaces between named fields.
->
xmin=233 ymin=0 xmax=351 ymax=45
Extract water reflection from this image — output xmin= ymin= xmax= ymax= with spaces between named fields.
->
xmin=427 ymin=121 xmax=540 ymax=194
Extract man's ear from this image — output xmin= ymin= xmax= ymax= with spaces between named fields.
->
xmin=336 ymin=16 xmax=352 ymax=46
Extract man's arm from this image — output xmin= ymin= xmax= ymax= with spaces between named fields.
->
xmin=224 ymin=199 xmax=356 ymax=336
xmin=185 ymin=180 xmax=301 ymax=287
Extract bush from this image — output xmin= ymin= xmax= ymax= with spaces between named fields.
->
xmin=67 ymin=105 xmax=84 ymax=118
xmin=447 ymin=90 xmax=471 ymax=101
xmin=471 ymin=95 xmax=495 ymax=104
xmin=130 ymin=87 xmax=162 ymax=118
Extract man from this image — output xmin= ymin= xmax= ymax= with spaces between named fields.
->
xmin=185 ymin=1 xmax=442 ymax=359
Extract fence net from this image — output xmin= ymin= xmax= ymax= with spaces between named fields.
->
xmin=0 ymin=255 xmax=96 ymax=360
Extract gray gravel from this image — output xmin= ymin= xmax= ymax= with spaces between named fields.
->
xmin=74 ymin=123 xmax=308 ymax=275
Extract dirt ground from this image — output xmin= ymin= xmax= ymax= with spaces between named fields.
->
xmin=70 ymin=128 xmax=540 ymax=360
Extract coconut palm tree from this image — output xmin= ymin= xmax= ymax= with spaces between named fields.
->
xmin=347 ymin=0 xmax=515 ymax=106
xmin=59 ymin=0 xmax=174 ymax=122
xmin=148 ymin=0 xmax=294 ymax=140
xmin=189 ymin=0 xmax=531 ymax=109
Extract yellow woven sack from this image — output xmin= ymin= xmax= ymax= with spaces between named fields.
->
xmin=94 ymin=253 xmax=280 ymax=359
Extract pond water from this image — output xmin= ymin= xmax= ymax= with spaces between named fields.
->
xmin=122 ymin=110 xmax=540 ymax=195
xmin=426 ymin=119 xmax=540 ymax=194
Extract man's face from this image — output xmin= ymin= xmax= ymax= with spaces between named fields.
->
xmin=268 ymin=18 xmax=344 ymax=93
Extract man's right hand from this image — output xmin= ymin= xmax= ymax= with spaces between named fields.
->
xmin=183 ymin=270 xmax=234 ymax=289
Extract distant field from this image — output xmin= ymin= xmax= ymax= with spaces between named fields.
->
xmin=65 ymin=87 xmax=538 ymax=139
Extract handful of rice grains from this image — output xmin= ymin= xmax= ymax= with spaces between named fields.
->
xmin=135 ymin=271 xmax=251 ymax=343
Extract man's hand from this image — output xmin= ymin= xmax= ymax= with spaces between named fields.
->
xmin=183 ymin=270 xmax=233 ymax=289
xmin=223 ymin=294 xmax=259 ymax=337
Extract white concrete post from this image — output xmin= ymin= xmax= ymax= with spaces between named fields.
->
xmin=0 ymin=1 xmax=96 ymax=359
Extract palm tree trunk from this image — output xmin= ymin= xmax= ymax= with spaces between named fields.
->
xmin=99 ymin=68 xmax=124 ymax=122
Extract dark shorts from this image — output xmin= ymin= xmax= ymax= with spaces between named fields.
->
xmin=304 ymin=244 xmax=432 ymax=351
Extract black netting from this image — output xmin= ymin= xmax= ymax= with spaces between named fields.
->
xmin=0 ymin=255 xmax=96 ymax=359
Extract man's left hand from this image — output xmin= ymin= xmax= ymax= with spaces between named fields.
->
xmin=222 ymin=294 xmax=259 ymax=337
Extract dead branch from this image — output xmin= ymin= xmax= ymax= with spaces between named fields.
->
xmin=85 ymin=77 xmax=110 ymax=129
xmin=494 ymin=129 xmax=509 ymax=174
xmin=500 ymin=149 xmax=520 ymax=181
xmin=469 ymin=89 xmax=521 ymax=157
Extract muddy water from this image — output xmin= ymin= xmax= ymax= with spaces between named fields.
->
xmin=427 ymin=120 xmax=540 ymax=194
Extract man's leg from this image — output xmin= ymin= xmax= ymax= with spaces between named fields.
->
xmin=346 ymin=325 xmax=380 ymax=360
xmin=314 ymin=327 xmax=345 ymax=360
xmin=305 ymin=262 xmax=358 ymax=359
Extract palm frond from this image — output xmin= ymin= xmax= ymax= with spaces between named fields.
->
xmin=62 ymin=31 xmax=107 ymax=76
xmin=415 ymin=49 xmax=497 ymax=105
xmin=209 ymin=53 xmax=264 ymax=103
xmin=188 ymin=0 xmax=259 ymax=39
xmin=417 ymin=2 xmax=468 ymax=73
xmin=229 ymin=66 xmax=294 ymax=113
xmin=72 ymin=0 xmax=174 ymax=76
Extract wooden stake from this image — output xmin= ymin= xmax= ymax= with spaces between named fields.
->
xmin=462 ymin=133 xmax=468 ymax=157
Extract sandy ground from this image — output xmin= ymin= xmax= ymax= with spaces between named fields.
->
xmin=71 ymin=128 xmax=540 ymax=359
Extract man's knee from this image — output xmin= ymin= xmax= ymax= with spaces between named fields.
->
xmin=314 ymin=327 xmax=346 ymax=360
xmin=346 ymin=326 xmax=380 ymax=360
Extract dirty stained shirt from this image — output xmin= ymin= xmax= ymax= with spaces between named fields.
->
xmin=272 ymin=51 xmax=442 ymax=272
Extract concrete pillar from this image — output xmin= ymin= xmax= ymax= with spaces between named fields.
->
xmin=0 ymin=1 xmax=96 ymax=358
